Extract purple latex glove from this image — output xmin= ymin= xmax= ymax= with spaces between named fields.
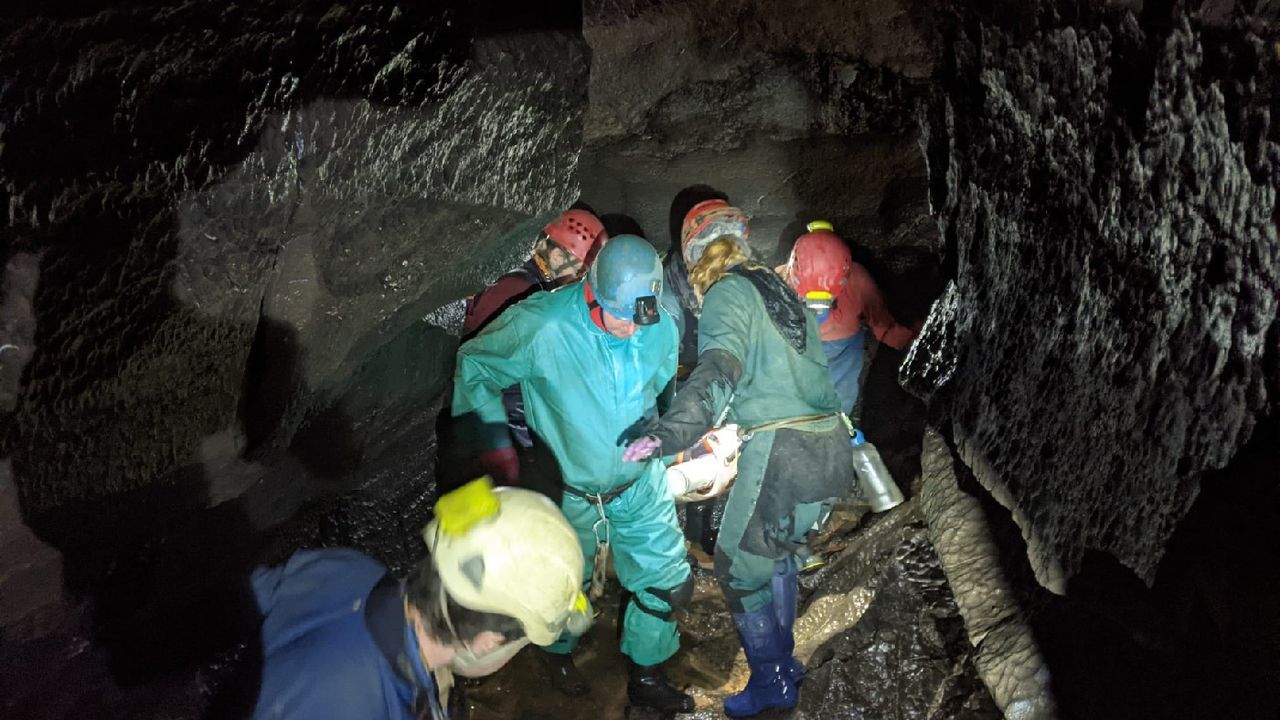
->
xmin=622 ymin=435 xmax=662 ymax=462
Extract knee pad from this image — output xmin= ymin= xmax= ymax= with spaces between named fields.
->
xmin=631 ymin=574 xmax=695 ymax=621
xmin=665 ymin=573 xmax=694 ymax=612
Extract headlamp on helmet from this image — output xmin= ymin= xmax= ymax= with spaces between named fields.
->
xmin=804 ymin=290 xmax=835 ymax=312
xmin=586 ymin=234 xmax=664 ymax=327
xmin=789 ymin=219 xmax=852 ymax=312
xmin=634 ymin=281 xmax=660 ymax=326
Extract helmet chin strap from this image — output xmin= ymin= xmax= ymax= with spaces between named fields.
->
xmin=539 ymin=243 xmax=580 ymax=281
xmin=582 ymin=283 xmax=607 ymax=331
xmin=532 ymin=251 xmax=554 ymax=282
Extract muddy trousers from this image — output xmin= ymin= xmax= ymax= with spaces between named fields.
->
xmin=545 ymin=462 xmax=691 ymax=666
xmin=716 ymin=499 xmax=829 ymax=613
xmin=714 ymin=436 xmax=833 ymax=613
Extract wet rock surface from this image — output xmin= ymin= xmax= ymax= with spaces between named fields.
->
xmin=919 ymin=428 xmax=1056 ymax=719
xmin=578 ymin=0 xmax=941 ymax=270
xmin=785 ymin=505 xmax=999 ymax=720
xmin=905 ymin=0 xmax=1280 ymax=591
xmin=465 ymin=502 xmax=999 ymax=720
xmin=898 ymin=4 xmax=1280 ymax=717
xmin=1 ymin=2 xmax=587 ymax=718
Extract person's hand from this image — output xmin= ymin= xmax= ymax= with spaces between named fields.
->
xmin=622 ymin=435 xmax=662 ymax=462
xmin=616 ymin=415 xmax=655 ymax=447
xmin=478 ymin=447 xmax=520 ymax=485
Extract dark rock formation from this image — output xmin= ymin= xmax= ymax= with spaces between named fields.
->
xmin=792 ymin=502 xmax=1001 ymax=720
xmin=0 ymin=2 xmax=587 ymax=718
xmin=578 ymin=0 xmax=940 ymax=267
xmin=905 ymin=1 xmax=1280 ymax=591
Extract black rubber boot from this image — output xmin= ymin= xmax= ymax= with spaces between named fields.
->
xmin=536 ymin=648 xmax=589 ymax=697
xmin=627 ymin=660 xmax=694 ymax=714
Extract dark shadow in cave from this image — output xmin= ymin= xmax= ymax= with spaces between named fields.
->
xmin=434 ymin=409 xmax=567 ymax=509
xmin=599 ymin=212 xmax=647 ymax=241
xmin=4 ymin=333 xmax=263 ymax=720
xmin=240 ymin=314 xmax=364 ymax=483
xmin=2 ymin=267 xmax=371 ymax=718
xmin=943 ymin=413 xmax=1280 ymax=720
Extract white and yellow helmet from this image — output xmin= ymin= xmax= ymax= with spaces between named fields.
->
xmin=423 ymin=478 xmax=592 ymax=646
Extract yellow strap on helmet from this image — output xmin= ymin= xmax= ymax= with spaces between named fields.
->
xmin=806 ymin=220 xmax=834 ymax=233
xmin=805 ymin=290 xmax=834 ymax=301
xmin=434 ymin=477 xmax=501 ymax=537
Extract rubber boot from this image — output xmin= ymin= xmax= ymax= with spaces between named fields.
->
xmin=536 ymin=648 xmax=589 ymax=697
xmin=626 ymin=659 xmax=694 ymax=714
xmin=723 ymin=610 xmax=798 ymax=718
xmin=771 ymin=558 xmax=804 ymax=685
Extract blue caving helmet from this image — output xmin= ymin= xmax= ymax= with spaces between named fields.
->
xmin=587 ymin=234 xmax=663 ymax=325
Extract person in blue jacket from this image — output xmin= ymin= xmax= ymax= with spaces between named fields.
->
xmin=452 ymin=235 xmax=694 ymax=714
xmin=250 ymin=480 xmax=592 ymax=720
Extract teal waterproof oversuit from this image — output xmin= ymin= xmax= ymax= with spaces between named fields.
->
xmin=452 ymin=282 xmax=689 ymax=666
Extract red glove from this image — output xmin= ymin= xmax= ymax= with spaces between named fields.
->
xmin=478 ymin=447 xmax=520 ymax=486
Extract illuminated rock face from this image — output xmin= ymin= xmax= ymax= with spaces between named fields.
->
xmin=905 ymin=3 xmax=1280 ymax=591
xmin=0 ymin=3 xmax=587 ymax=717
xmin=2 ymin=3 xmax=585 ymax=515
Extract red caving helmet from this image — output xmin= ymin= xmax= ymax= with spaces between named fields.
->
xmin=543 ymin=210 xmax=608 ymax=266
xmin=789 ymin=220 xmax=852 ymax=311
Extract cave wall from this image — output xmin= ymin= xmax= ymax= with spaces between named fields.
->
xmin=903 ymin=0 xmax=1280 ymax=592
xmin=577 ymin=0 xmax=939 ymax=270
xmin=0 ymin=3 xmax=587 ymax=717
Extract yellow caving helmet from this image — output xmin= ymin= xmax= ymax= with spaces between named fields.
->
xmin=424 ymin=478 xmax=592 ymax=646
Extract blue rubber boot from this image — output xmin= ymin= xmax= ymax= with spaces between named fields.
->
xmin=724 ymin=610 xmax=798 ymax=718
xmin=772 ymin=558 xmax=804 ymax=685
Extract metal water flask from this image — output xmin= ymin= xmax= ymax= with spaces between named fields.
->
xmin=850 ymin=429 xmax=904 ymax=512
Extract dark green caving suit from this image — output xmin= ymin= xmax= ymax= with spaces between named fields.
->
xmin=649 ymin=266 xmax=851 ymax=613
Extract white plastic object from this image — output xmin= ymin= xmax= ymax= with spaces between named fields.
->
xmin=664 ymin=424 xmax=742 ymax=503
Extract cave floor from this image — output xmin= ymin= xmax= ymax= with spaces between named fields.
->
xmin=463 ymin=569 xmax=741 ymax=720
xmin=461 ymin=510 xmax=867 ymax=720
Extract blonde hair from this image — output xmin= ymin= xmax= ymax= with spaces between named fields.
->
xmin=688 ymin=235 xmax=749 ymax=298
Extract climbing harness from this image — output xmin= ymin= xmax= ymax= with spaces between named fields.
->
xmin=588 ymin=494 xmax=610 ymax=601
xmin=562 ymin=478 xmax=638 ymax=600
